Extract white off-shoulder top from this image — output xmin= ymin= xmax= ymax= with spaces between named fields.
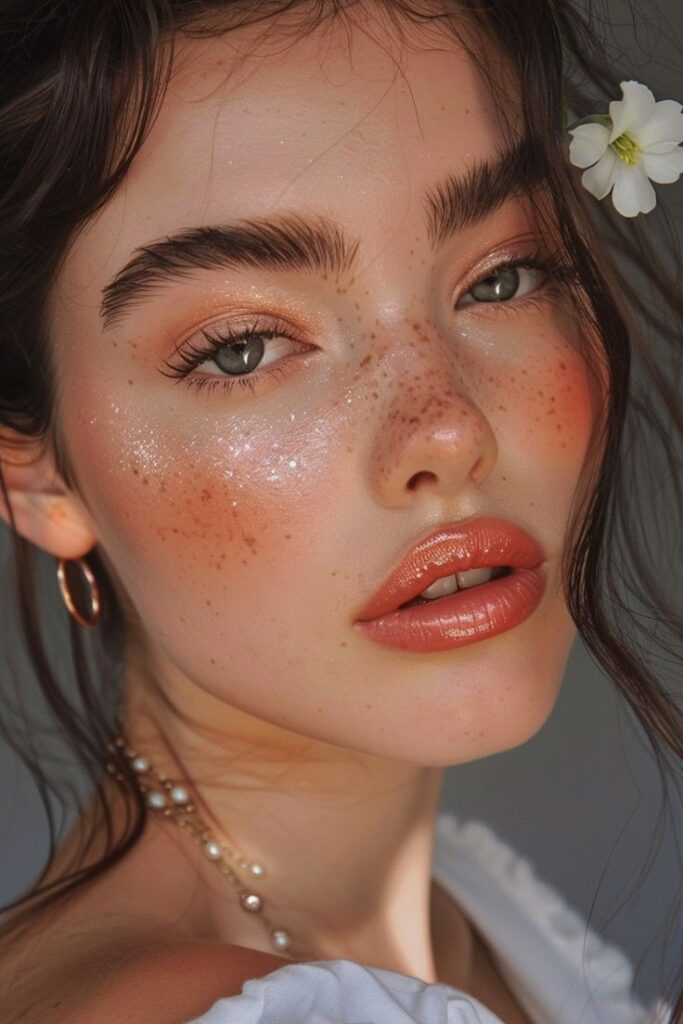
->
xmin=184 ymin=812 xmax=671 ymax=1024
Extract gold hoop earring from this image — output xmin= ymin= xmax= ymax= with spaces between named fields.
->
xmin=56 ymin=556 xmax=102 ymax=628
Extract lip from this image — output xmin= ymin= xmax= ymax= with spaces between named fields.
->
xmin=353 ymin=516 xmax=545 ymax=622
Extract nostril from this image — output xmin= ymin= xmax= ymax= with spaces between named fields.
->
xmin=407 ymin=471 xmax=438 ymax=490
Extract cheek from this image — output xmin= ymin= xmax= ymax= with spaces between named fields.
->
xmin=473 ymin=312 xmax=601 ymax=530
xmin=69 ymin=391 xmax=347 ymax=636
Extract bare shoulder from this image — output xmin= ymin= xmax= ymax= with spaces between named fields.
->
xmin=6 ymin=939 xmax=291 ymax=1024
xmin=74 ymin=941 xmax=292 ymax=1023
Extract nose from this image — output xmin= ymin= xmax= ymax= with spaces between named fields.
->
xmin=368 ymin=370 xmax=498 ymax=511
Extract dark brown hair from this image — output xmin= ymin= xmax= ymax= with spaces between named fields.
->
xmin=0 ymin=0 xmax=681 ymax=1018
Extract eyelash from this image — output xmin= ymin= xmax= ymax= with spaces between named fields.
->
xmin=161 ymin=248 xmax=575 ymax=398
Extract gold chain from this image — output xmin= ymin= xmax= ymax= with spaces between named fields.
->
xmin=105 ymin=734 xmax=308 ymax=960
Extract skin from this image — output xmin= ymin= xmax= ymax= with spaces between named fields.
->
xmin=0 ymin=2 xmax=606 ymax=997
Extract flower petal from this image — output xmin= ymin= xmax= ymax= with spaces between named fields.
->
xmin=611 ymin=163 xmax=656 ymax=217
xmin=581 ymin=149 xmax=618 ymax=199
xmin=609 ymin=81 xmax=656 ymax=143
xmin=568 ymin=123 xmax=611 ymax=167
xmin=637 ymin=99 xmax=683 ymax=150
xmin=641 ymin=147 xmax=683 ymax=183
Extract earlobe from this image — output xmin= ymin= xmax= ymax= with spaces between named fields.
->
xmin=0 ymin=438 xmax=97 ymax=560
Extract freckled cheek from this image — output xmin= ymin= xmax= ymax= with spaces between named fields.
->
xmin=73 ymin=402 xmax=347 ymax=590
xmin=504 ymin=339 xmax=599 ymax=528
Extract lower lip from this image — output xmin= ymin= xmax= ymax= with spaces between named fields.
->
xmin=353 ymin=565 xmax=547 ymax=652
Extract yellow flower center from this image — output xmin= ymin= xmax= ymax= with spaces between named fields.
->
xmin=610 ymin=131 xmax=641 ymax=166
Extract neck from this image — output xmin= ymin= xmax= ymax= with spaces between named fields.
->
xmin=114 ymin=657 xmax=464 ymax=984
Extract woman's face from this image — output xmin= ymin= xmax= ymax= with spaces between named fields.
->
xmin=48 ymin=9 xmax=603 ymax=766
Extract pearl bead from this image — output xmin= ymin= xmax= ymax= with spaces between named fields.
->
xmin=132 ymin=756 xmax=150 ymax=773
xmin=240 ymin=893 xmax=262 ymax=913
xmin=204 ymin=841 xmax=222 ymax=860
xmin=170 ymin=785 xmax=190 ymax=805
xmin=248 ymin=862 xmax=265 ymax=877
xmin=147 ymin=791 xmax=167 ymax=809
xmin=271 ymin=929 xmax=291 ymax=951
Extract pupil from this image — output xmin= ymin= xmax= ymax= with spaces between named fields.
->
xmin=214 ymin=335 xmax=265 ymax=375
xmin=471 ymin=267 xmax=519 ymax=302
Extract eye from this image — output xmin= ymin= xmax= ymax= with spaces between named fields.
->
xmin=160 ymin=316 xmax=314 ymax=397
xmin=456 ymin=264 xmax=549 ymax=308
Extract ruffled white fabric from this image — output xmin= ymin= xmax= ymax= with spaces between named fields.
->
xmin=431 ymin=815 xmax=670 ymax=1024
xmin=188 ymin=959 xmax=502 ymax=1024
xmin=185 ymin=813 xmax=672 ymax=1024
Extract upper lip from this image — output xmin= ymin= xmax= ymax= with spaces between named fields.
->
xmin=354 ymin=515 xmax=545 ymax=621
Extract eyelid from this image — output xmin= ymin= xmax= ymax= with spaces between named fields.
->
xmin=171 ymin=309 xmax=310 ymax=356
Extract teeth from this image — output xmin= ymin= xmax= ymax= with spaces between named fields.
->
xmin=457 ymin=566 xmax=494 ymax=590
xmin=419 ymin=575 xmax=459 ymax=600
xmin=418 ymin=567 xmax=494 ymax=601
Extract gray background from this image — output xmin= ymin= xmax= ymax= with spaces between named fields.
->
xmin=1 ymin=0 xmax=681 ymax=1009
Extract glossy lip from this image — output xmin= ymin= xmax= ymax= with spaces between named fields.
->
xmin=353 ymin=515 xmax=545 ymax=622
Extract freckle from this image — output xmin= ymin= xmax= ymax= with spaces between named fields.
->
xmin=142 ymin=477 xmax=148 ymax=485
xmin=241 ymin=558 xmax=248 ymax=566
xmin=127 ymin=379 xmax=133 ymax=385
xmin=360 ymin=354 xmax=372 ymax=367
xmin=205 ymin=599 xmax=212 ymax=607
xmin=132 ymin=467 xmax=139 ymax=475
xmin=560 ymin=362 xmax=566 ymax=369
xmin=547 ymin=408 xmax=556 ymax=415
xmin=112 ymin=341 xmax=118 ymax=348
xmin=284 ymin=533 xmax=292 ymax=539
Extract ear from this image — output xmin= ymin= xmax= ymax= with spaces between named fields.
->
xmin=0 ymin=431 xmax=97 ymax=560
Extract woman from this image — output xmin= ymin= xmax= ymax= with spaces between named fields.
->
xmin=0 ymin=2 xmax=681 ymax=1022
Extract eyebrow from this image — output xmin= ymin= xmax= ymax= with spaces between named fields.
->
xmin=100 ymin=135 xmax=543 ymax=330
xmin=422 ymin=135 xmax=544 ymax=246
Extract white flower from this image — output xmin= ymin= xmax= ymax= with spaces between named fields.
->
xmin=568 ymin=80 xmax=683 ymax=217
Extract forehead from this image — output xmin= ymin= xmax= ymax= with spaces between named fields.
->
xmin=57 ymin=8 xmax=518 ymax=298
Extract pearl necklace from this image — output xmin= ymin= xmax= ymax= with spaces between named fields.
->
xmin=105 ymin=734 xmax=301 ymax=959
